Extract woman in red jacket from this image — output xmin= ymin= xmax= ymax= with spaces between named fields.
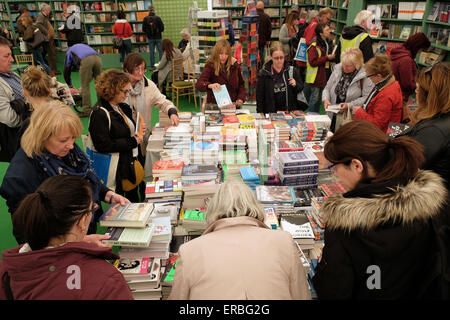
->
xmin=350 ymin=54 xmax=403 ymax=133
xmin=0 ymin=175 xmax=133 ymax=300
xmin=113 ymin=10 xmax=133 ymax=64
xmin=196 ymin=39 xmax=246 ymax=108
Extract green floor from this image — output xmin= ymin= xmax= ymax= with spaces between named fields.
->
xmin=0 ymin=60 xmax=199 ymax=257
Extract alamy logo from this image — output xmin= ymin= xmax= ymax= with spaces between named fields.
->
xmin=66 ymin=265 xmax=81 ymax=290
xmin=66 ymin=5 xmax=81 ymax=30
xmin=366 ymin=265 xmax=381 ymax=290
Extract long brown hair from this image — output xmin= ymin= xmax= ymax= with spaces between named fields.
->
xmin=412 ymin=62 xmax=450 ymax=123
xmin=208 ymin=39 xmax=232 ymax=76
xmin=162 ymin=39 xmax=175 ymax=61
xmin=324 ymin=121 xmax=424 ymax=183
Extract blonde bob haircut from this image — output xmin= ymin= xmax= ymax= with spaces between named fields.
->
xmin=341 ymin=47 xmax=364 ymax=70
xmin=21 ymin=66 xmax=51 ymax=98
xmin=94 ymin=69 xmax=130 ymax=101
xmin=206 ymin=179 xmax=265 ymax=225
xmin=364 ymin=54 xmax=392 ymax=78
xmin=209 ymin=39 xmax=232 ymax=77
xmin=412 ymin=62 xmax=450 ymax=123
xmin=21 ymin=101 xmax=82 ymax=157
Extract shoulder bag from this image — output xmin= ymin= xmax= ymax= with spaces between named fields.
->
xmin=113 ymin=23 xmax=125 ymax=49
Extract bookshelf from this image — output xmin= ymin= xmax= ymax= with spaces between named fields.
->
xmin=366 ymin=0 xmax=450 ymax=67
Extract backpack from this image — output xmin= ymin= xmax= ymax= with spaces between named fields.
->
xmin=147 ymin=16 xmax=160 ymax=37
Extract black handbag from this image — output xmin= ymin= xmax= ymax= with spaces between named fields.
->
xmin=113 ymin=23 xmax=125 ymax=49
xmin=30 ymin=28 xmax=46 ymax=49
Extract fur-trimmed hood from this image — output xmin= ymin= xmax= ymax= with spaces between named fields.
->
xmin=323 ymin=170 xmax=448 ymax=232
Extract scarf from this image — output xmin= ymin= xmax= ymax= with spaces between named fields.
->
xmin=126 ymin=79 xmax=149 ymax=153
xmin=33 ymin=143 xmax=103 ymax=203
xmin=334 ymin=68 xmax=358 ymax=103
xmin=362 ymin=75 xmax=393 ymax=110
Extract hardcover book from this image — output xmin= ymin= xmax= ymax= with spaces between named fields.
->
xmin=280 ymin=214 xmax=315 ymax=240
xmin=100 ymin=203 xmax=154 ymax=228
xmin=255 ymin=186 xmax=296 ymax=204
xmin=279 ymin=150 xmax=319 ymax=167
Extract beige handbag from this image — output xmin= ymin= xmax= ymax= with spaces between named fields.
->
xmin=335 ymin=105 xmax=353 ymax=131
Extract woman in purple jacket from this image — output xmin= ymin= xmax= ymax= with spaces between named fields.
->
xmin=0 ymin=175 xmax=133 ymax=300
xmin=196 ymin=39 xmax=246 ymax=108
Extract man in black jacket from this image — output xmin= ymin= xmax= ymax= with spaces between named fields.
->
xmin=256 ymin=1 xmax=272 ymax=70
xmin=143 ymin=6 xmax=164 ymax=69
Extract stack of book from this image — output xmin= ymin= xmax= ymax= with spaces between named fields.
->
xmin=114 ymin=257 xmax=162 ymax=300
xmin=205 ymin=113 xmax=224 ymax=126
xmin=319 ymin=181 xmax=348 ymax=196
xmin=181 ymin=164 xmax=219 ymax=184
xmin=306 ymin=199 xmax=325 ymax=241
xmin=239 ymin=166 xmax=260 ymax=191
xmin=304 ymin=115 xmax=332 ymax=130
xmin=261 ymin=122 xmax=275 ymax=143
xmin=219 ymin=135 xmax=247 ymax=152
xmin=272 ymin=121 xmax=291 ymax=141
xmin=277 ymin=140 xmax=304 ymax=152
xmin=222 ymin=115 xmax=240 ymax=127
xmin=255 ymin=185 xmax=296 ymax=216
xmin=179 ymin=209 xmax=208 ymax=232
xmin=178 ymin=112 xmax=192 ymax=124
xmin=145 ymin=180 xmax=183 ymax=204
xmin=291 ymin=122 xmax=328 ymax=142
xmin=190 ymin=141 xmax=220 ymax=164
xmin=293 ymin=188 xmax=326 ymax=209
xmin=277 ymin=150 xmax=319 ymax=189
xmin=238 ymin=128 xmax=258 ymax=163
xmin=152 ymin=160 xmax=184 ymax=180
xmin=237 ymin=114 xmax=256 ymax=129
xmin=181 ymin=164 xmax=221 ymax=209
xmin=161 ymin=253 xmax=179 ymax=299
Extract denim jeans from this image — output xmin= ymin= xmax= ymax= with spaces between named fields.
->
xmin=32 ymin=48 xmax=50 ymax=73
xmin=148 ymin=39 xmax=162 ymax=67
xmin=119 ymin=39 xmax=132 ymax=63
xmin=304 ymin=85 xmax=323 ymax=113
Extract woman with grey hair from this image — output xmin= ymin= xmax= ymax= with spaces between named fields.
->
xmin=178 ymin=28 xmax=190 ymax=53
xmin=169 ymin=179 xmax=311 ymax=300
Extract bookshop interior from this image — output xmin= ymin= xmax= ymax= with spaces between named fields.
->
xmin=0 ymin=0 xmax=449 ymax=301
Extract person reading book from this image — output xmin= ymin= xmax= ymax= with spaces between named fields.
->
xmin=0 ymin=102 xmax=128 ymax=243
xmin=89 ymin=69 xmax=147 ymax=203
xmin=312 ymin=120 xmax=449 ymax=299
xmin=256 ymin=41 xmax=304 ymax=114
xmin=196 ymin=39 xmax=246 ymax=108
xmin=169 ymin=179 xmax=311 ymax=300
xmin=399 ymin=62 xmax=450 ymax=188
xmin=0 ymin=175 xmax=133 ymax=300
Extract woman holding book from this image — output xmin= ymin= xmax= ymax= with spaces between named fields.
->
xmin=399 ymin=62 xmax=450 ymax=188
xmin=113 ymin=10 xmax=133 ymax=64
xmin=322 ymin=48 xmax=374 ymax=132
xmin=89 ymin=69 xmax=146 ymax=203
xmin=348 ymin=54 xmax=403 ymax=133
xmin=196 ymin=39 xmax=246 ymax=108
xmin=123 ymin=53 xmax=179 ymax=153
xmin=312 ymin=120 xmax=449 ymax=299
xmin=256 ymin=41 xmax=304 ymax=114
xmin=0 ymin=175 xmax=133 ymax=300
xmin=169 ymin=179 xmax=311 ymax=300
xmin=0 ymin=103 xmax=128 ymax=243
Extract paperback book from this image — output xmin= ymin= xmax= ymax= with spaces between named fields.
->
xmin=100 ymin=203 xmax=154 ymax=228
xmin=103 ymin=224 xmax=155 ymax=247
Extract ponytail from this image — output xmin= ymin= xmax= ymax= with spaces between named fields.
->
xmin=12 ymin=175 xmax=93 ymax=250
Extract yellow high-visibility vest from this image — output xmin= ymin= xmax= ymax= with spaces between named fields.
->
xmin=306 ymin=42 xmax=322 ymax=84
xmin=339 ymin=32 xmax=369 ymax=60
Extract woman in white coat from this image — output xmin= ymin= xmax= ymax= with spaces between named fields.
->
xmin=123 ymin=53 xmax=179 ymax=153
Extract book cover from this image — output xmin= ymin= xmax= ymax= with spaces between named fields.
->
xmin=148 ymin=216 xmax=172 ymax=241
xmin=280 ymin=215 xmax=315 ymax=239
xmin=103 ymin=224 xmax=155 ymax=247
xmin=135 ymin=112 xmax=144 ymax=137
xmin=213 ymin=84 xmax=232 ymax=108
xmin=279 ymin=150 xmax=319 ymax=167
xmin=181 ymin=164 xmax=218 ymax=177
xmin=399 ymin=25 xmax=412 ymax=40
xmin=100 ymin=203 xmax=154 ymax=228
xmin=263 ymin=206 xmax=279 ymax=230
xmin=162 ymin=254 xmax=180 ymax=285
xmin=152 ymin=160 xmax=184 ymax=172
xmin=256 ymin=186 xmax=296 ymax=203
xmin=115 ymin=257 xmax=153 ymax=276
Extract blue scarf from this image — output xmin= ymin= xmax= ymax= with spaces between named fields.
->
xmin=33 ymin=143 xmax=103 ymax=203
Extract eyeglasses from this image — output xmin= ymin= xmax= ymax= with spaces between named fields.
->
xmin=120 ymin=89 xmax=131 ymax=95
xmin=327 ymin=163 xmax=338 ymax=172
xmin=272 ymin=56 xmax=284 ymax=60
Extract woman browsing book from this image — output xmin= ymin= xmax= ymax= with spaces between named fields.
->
xmin=196 ymin=39 xmax=246 ymax=108
xmin=89 ymin=69 xmax=147 ymax=203
xmin=0 ymin=103 xmax=128 ymax=243
xmin=0 ymin=175 xmax=133 ymax=300
xmin=169 ymin=179 xmax=311 ymax=300
xmin=256 ymin=41 xmax=304 ymax=114
xmin=312 ymin=120 xmax=449 ymax=299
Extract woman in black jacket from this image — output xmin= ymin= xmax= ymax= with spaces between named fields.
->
xmin=312 ymin=120 xmax=449 ymax=299
xmin=256 ymin=42 xmax=304 ymax=114
xmin=400 ymin=62 xmax=450 ymax=188
xmin=89 ymin=69 xmax=146 ymax=202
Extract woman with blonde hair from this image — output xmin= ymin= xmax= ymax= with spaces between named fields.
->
xmin=400 ymin=62 xmax=450 ymax=187
xmin=279 ymin=11 xmax=299 ymax=59
xmin=322 ymin=48 xmax=374 ymax=131
xmin=89 ymin=69 xmax=146 ymax=202
xmin=196 ymin=39 xmax=246 ymax=108
xmin=169 ymin=179 xmax=311 ymax=300
xmin=350 ymin=54 xmax=403 ymax=133
xmin=0 ymin=102 xmax=128 ymax=242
